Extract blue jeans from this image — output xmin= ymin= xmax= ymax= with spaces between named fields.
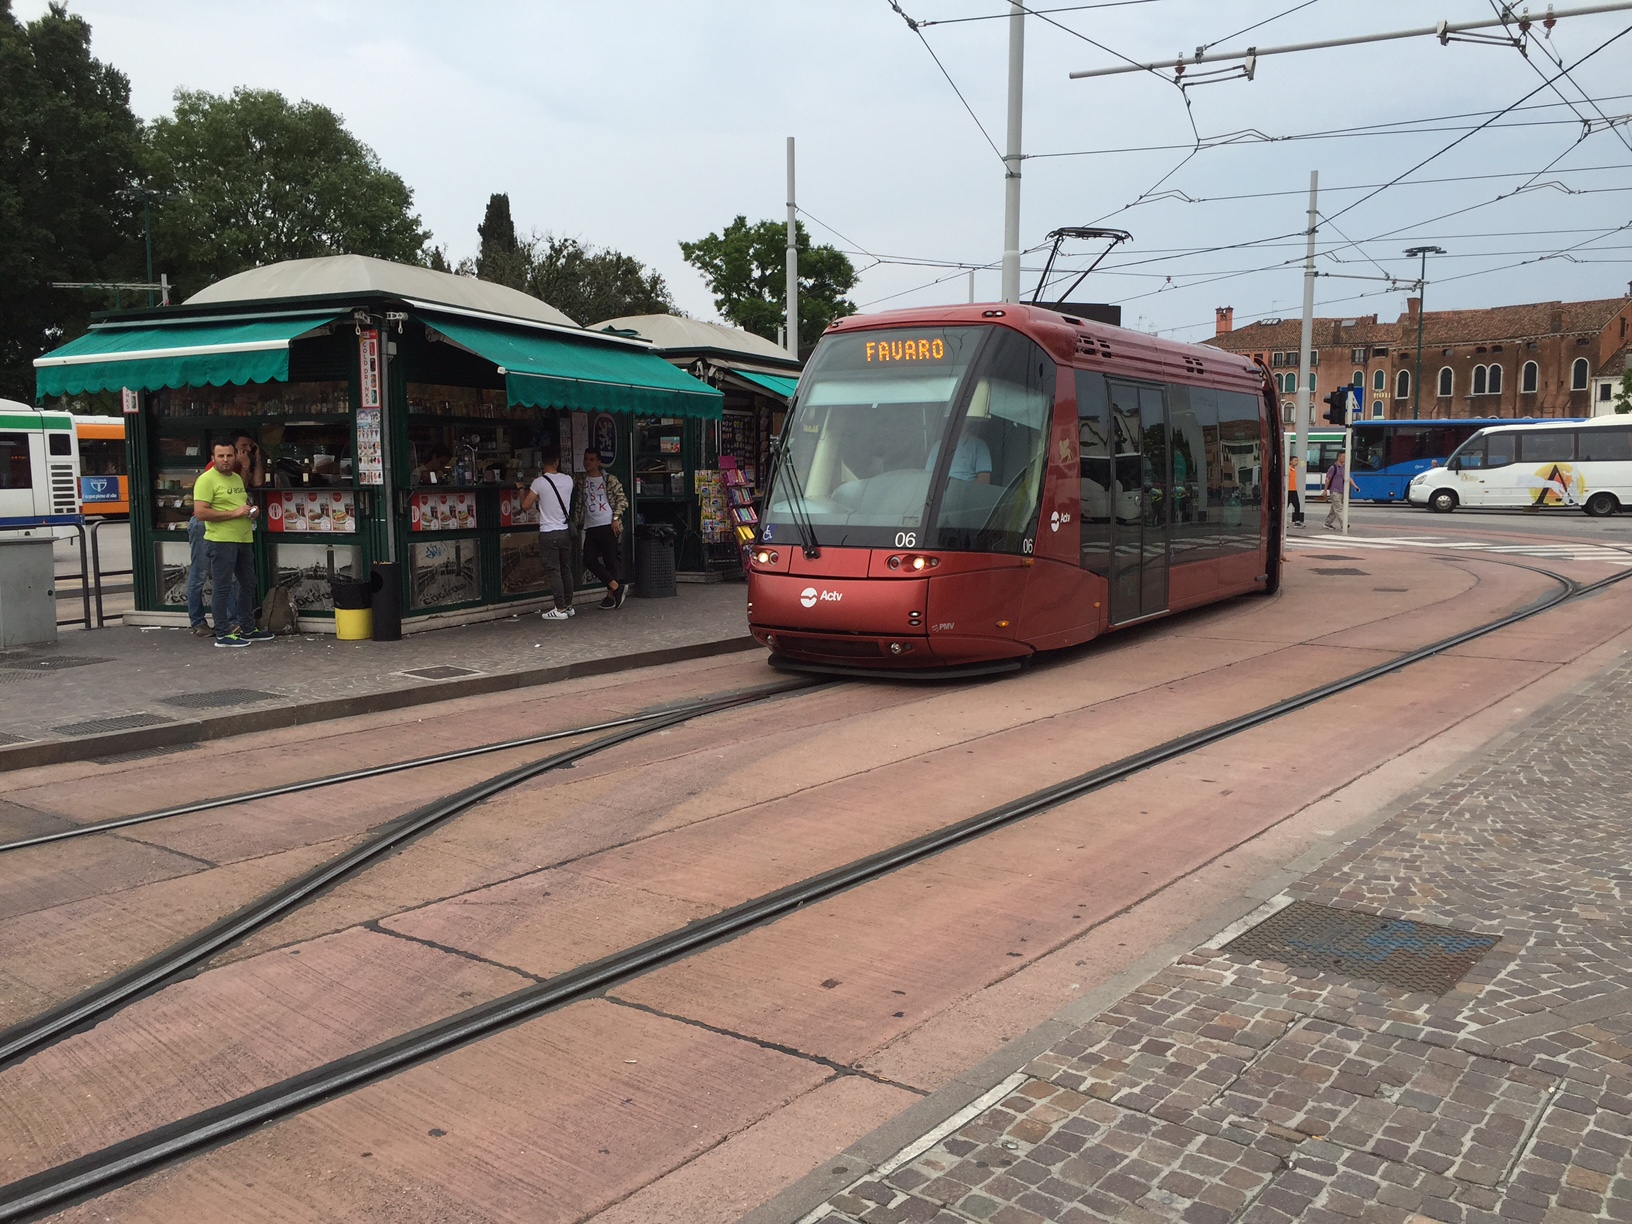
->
xmin=186 ymin=517 xmax=208 ymax=626
xmin=207 ymin=540 xmax=258 ymax=638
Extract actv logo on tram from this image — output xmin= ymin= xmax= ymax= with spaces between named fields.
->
xmin=799 ymin=587 xmax=842 ymax=608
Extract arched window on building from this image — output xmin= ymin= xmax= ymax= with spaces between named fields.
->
xmin=1395 ymin=369 xmax=1410 ymax=400
xmin=1521 ymin=361 xmax=1539 ymax=394
xmin=1487 ymin=364 xmax=1502 ymax=395
xmin=1371 ymin=400 xmax=1384 ymax=419
xmin=1472 ymin=365 xmax=1487 ymax=396
xmin=1373 ymin=368 xmax=1386 ymax=393
xmin=1282 ymin=403 xmax=1295 ymax=425
xmin=1572 ymin=357 xmax=1590 ymax=390
xmin=1437 ymin=367 xmax=1453 ymax=397
xmin=1352 ymin=369 xmax=1364 ymax=389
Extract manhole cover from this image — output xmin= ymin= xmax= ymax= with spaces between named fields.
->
xmin=399 ymin=665 xmax=482 ymax=681
xmin=52 ymin=713 xmax=175 ymax=736
xmin=93 ymin=743 xmax=199 ymax=765
xmin=1312 ymin=567 xmax=1368 ymax=576
xmin=1223 ymin=900 xmax=1498 ymax=995
xmin=0 ymin=655 xmax=111 ymax=672
xmin=0 ymin=731 xmax=33 ymax=746
xmin=162 ymin=689 xmax=282 ymax=709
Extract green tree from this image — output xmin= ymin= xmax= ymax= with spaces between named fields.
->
xmin=1614 ymin=368 xmax=1632 ymax=414
xmin=142 ymin=87 xmax=431 ymax=296
xmin=525 ymin=235 xmax=673 ymax=324
xmin=475 ymin=192 xmax=527 ymax=290
xmin=680 ymin=216 xmax=856 ymax=345
xmin=0 ymin=0 xmax=142 ymax=400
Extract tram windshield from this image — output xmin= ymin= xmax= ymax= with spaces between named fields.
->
xmin=764 ymin=325 xmax=1054 ymax=552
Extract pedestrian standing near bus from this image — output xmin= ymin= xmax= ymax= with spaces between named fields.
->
xmin=1287 ymin=455 xmax=1304 ymax=527
xmin=187 ymin=432 xmax=263 ymax=635
xmin=519 ymin=445 xmax=576 ymax=621
xmin=193 ymin=439 xmax=271 ymax=647
xmin=1324 ymin=453 xmax=1358 ymax=531
xmin=574 ymin=447 xmax=629 ymax=608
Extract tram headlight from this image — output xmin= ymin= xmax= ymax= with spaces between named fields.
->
xmin=886 ymin=554 xmax=940 ymax=572
xmin=753 ymin=548 xmax=779 ymax=565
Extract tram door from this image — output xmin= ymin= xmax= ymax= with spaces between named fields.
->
xmin=1106 ymin=381 xmax=1171 ymax=624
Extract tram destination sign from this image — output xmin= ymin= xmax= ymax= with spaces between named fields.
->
xmin=865 ymin=337 xmax=947 ymax=363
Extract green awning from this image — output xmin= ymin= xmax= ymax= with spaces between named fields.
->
xmin=732 ymin=369 xmax=800 ymax=400
xmin=33 ymin=314 xmax=341 ymax=398
xmin=428 ymin=316 xmax=723 ymax=419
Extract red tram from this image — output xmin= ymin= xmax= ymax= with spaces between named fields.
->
xmin=746 ymin=303 xmax=1282 ymax=673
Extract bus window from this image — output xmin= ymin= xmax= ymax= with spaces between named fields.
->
xmin=1351 ymin=429 xmax=1385 ymax=471
xmin=48 ymin=433 xmax=72 ymax=456
xmin=77 ymin=438 xmax=124 ymax=476
xmin=1519 ymin=431 xmax=1575 ymax=463
xmin=1485 ymin=433 xmax=1515 ymax=468
xmin=0 ymin=433 xmax=29 ymax=489
xmin=1579 ymin=427 xmax=1632 ymax=462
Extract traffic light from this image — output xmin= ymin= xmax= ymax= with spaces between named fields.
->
xmin=1322 ymin=388 xmax=1351 ymax=426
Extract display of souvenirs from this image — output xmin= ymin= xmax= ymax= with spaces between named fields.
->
xmin=497 ymin=487 xmax=541 ymax=528
xmin=695 ymin=469 xmax=730 ymax=543
xmin=410 ymin=491 xmax=478 ymax=532
xmin=410 ymin=538 xmax=481 ymax=607
xmin=152 ymin=381 xmax=350 ymax=418
xmin=266 ymin=490 xmax=356 ymax=534
xmin=405 ymin=383 xmax=542 ymax=421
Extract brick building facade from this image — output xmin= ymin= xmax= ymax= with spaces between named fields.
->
xmin=1204 ymin=296 xmax=1632 ymax=426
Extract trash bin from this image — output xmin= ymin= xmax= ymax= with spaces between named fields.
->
xmin=633 ymin=524 xmax=677 ymax=598
xmin=330 ymin=576 xmax=373 ymax=641
xmin=370 ymin=562 xmax=402 ymax=642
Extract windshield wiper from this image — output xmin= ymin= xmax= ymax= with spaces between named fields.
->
xmin=770 ymin=437 xmax=821 ymax=559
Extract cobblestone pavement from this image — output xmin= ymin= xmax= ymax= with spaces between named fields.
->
xmin=813 ymin=659 xmax=1632 ymax=1224
xmin=0 ymin=581 xmax=749 ymax=748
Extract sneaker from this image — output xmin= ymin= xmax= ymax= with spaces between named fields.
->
xmin=598 ymin=594 xmax=618 ymax=610
xmin=239 ymin=628 xmax=277 ymax=642
xmin=190 ymin=623 xmax=213 ymax=637
xmin=614 ymin=584 xmax=629 ymax=608
xmin=542 ymin=608 xmax=570 ymax=621
xmin=214 ymin=633 xmax=251 ymax=648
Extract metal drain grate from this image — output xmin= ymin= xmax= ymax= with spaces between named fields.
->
xmin=0 ymin=672 xmax=40 ymax=685
xmin=398 ymin=665 xmax=482 ymax=681
xmin=92 ymin=743 xmax=199 ymax=765
xmin=51 ymin=713 xmax=175 ymax=737
xmin=162 ymin=689 xmax=282 ymax=709
xmin=0 ymin=731 xmax=33 ymax=746
xmin=1374 ymin=587 xmax=1409 ymax=593
xmin=1312 ymin=567 xmax=1368 ymax=576
xmin=1224 ymin=900 xmax=1498 ymax=995
xmin=0 ymin=655 xmax=111 ymax=672
xmin=1303 ymin=554 xmax=1360 ymax=561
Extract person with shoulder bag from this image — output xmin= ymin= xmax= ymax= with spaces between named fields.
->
xmin=519 ymin=445 xmax=577 ymax=621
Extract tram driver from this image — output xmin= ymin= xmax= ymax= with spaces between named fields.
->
xmin=925 ymin=430 xmax=993 ymax=484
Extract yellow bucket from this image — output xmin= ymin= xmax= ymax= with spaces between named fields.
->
xmin=334 ymin=607 xmax=373 ymax=641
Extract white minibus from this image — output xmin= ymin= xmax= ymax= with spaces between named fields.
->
xmin=1408 ymin=417 xmax=1632 ymax=517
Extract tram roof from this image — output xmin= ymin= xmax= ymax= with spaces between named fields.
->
xmin=823 ymin=303 xmax=1266 ymax=391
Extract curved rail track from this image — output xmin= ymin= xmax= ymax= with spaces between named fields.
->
xmin=1 ymin=557 xmax=1627 ymax=1221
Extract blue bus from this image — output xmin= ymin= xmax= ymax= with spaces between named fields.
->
xmin=1347 ymin=418 xmax=1575 ymax=502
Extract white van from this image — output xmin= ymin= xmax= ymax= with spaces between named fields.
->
xmin=1408 ymin=417 xmax=1632 ymax=517
xmin=0 ymin=400 xmax=82 ymax=537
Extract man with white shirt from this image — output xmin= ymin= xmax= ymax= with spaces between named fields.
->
xmin=518 ymin=445 xmax=576 ymax=621
xmin=573 ymin=447 xmax=629 ymax=609
xmin=925 ymin=430 xmax=993 ymax=484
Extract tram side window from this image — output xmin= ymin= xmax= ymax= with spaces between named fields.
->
xmin=1216 ymin=392 xmax=1263 ymax=551
xmin=1518 ymin=431 xmax=1574 ymax=464
xmin=1579 ymin=427 xmax=1632 ymax=462
xmin=0 ymin=433 xmax=29 ymax=489
xmin=1169 ymin=384 xmax=1213 ymax=561
xmin=1076 ymin=370 xmax=1112 ymax=576
xmin=933 ymin=328 xmax=1054 ymax=553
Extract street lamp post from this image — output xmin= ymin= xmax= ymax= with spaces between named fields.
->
xmin=1404 ymin=245 xmax=1445 ymax=420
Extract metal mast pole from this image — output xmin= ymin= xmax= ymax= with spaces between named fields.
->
xmin=1293 ymin=171 xmax=1317 ymax=500
xmin=786 ymin=137 xmax=798 ymax=359
xmin=1404 ymin=245 xmax=1444 ymax=420
xmin=1001 ymin=1 xmax=1024 ymax=303
xmin=143 ymin=196 xmax=155 ymax=308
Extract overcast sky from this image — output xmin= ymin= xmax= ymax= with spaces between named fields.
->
xmin=22 ymin=0 xmax=1632 ymax=341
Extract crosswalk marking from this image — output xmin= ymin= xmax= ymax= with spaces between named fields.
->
xmin=1287 ymin=534 xmax=1632 ymax=566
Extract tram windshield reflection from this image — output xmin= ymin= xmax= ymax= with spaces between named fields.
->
xmin=765 ymin=325 xmax=1052 ymax=553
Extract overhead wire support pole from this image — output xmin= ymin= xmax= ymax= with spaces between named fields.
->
xmin=786 ymin=137 xmax=798 ymax=359
xmin=1293 ymin=171 xmax=1317 ymax=521
xmin=1001 ymin=1 xmax=1025 ymax=302
xmin=1066 ymin=2 xmax=1632 ymax=79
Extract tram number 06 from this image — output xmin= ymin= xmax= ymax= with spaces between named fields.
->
xmin=1022 ymin=538 xmax=1034 ymax=554
xmin=894 ymin=532 xmax=917 ymax=548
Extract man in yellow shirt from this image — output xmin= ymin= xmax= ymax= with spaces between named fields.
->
xmin=193 ymin=439 xmax=271 ymax=647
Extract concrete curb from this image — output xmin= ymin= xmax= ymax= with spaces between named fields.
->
xmin=0 ymin=635 xmax=762 ymax=773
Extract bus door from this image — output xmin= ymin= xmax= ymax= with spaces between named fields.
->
xmin=1106 ymin=381 xmax=1170 ymax=624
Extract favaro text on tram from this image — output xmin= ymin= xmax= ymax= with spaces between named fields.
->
xmin=746 ymin=303 xmax=1282 ymax=673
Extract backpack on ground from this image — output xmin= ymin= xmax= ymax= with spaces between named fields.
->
xmin=259 ymin=583 xmax=300 ymax=635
